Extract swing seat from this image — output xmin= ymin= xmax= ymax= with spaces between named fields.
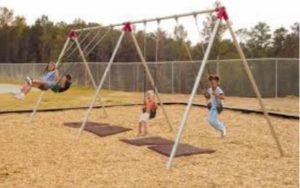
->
xmin=142 ymin=107 xmax=157 ymax=119
xmin=50 ymin=84 xmax=61 ymax=93
xmin=207 ymin=101 xmax=223 ymax=114
xmin=50 ymin=82 xmax=72 ymax=93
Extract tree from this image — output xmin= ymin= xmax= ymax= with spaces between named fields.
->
xmin=173 ymin=24 xmax=190 ymax=60
xmin=272 ymin=27 xmax=288 ymax=57
xmin=282 ymin=23 xmax=299 ymax=57
xmin=0 ymin=7 xmax=14 ymax=62
xmin=246 ymin=22 xmax=272 ymax=57
xmin=9 ymin=16 xmax=28 ymax=62
xmin=201 ymin=1 xmax=227 ymax=59
xmin=0 ymin=7 xmax=13 ymax=27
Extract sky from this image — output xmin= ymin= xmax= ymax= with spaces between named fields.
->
xmin=1 ymin=0 xmax=299 ymax=42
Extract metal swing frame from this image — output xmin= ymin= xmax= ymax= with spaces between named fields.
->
xmin=29 ymin=5 xmax=284 ymax=170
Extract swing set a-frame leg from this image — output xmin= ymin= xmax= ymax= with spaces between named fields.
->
xmin=130 ymin=31 xmax=173 ymax=132
xmin=76 ymin=31 xmax=126 ymax=139
xmin=166 ymin=18 xmax=221 ymax=169
xmin=166 ymin=7 xmax=284 ymax=170
xmin=225 ymin=19 xmax=284 ymax=157
xmin=73 ymin=37 xmax=108 ymax=118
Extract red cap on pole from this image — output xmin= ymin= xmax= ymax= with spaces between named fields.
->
xmin=68 ymin=30 xmax=77 ymax=39
xmin=216 ymin=6 xmax=229 ymax=20
xmin=123 ymin=22 xmax=132 ymax=32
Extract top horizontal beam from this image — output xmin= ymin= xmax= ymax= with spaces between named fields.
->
xmin=74 ymin=9 xmax=216 ymax=32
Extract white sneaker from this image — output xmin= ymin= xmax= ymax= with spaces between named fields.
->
xmin=221 ymin=128 xmax=226 ymax=137
xmin=15 ymin=92 xmax=25 ymax=100
xmin=26 ymin=76 xmax=32 ymax=85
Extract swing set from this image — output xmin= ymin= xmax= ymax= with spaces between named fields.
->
xmin=29 ymin=5 xmax=284 ymax=169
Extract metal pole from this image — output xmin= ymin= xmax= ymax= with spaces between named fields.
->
xmin=29 ymin=38 xmax=71 ymax=122
xmin=74 ymin=37 xmax=108 ymax=117
xmin=143 ymin=22 xmax=147 ymax=98
xmin=76 ymin=31 xmax=125 ymax=139
xmin=225 ymin=20 xmax=284 ymax=156
xmin=166 ymin=19 xmax=221 ymax=169
xmin=131 ymin=32 xmax=173 ymax=132
xmin=108 ymin=67 xmax=111 ymax=90
xmin=217 ymin=56 xmax=220 ymax=75
xmin=136 ymin=63 xmax=139 ymax=91
xmin=171 ymin=62 xmax=174 ymax=94
xmin=155 ymin=20 xmax=160 ymax=88
xmin=28 ymin=91 xmax=45 ymax=122
xmin=275 ymin=60 xmax=278 ymax=98
xmin=74 ymin=9 xmax=216 ymax=32
xmin=56 ymin=38 xmax=71 ymax=67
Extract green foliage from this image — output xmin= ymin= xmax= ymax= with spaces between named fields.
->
xmin=0 ymin=6 xmax=298 ymax=63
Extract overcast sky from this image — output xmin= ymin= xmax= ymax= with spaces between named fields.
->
xmin=1 ymin=0 xmax=299 ymax=41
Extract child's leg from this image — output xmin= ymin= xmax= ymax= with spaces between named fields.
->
xmin=138 ymin=112 xmax=150 ymax=136
xmin=139 ymin=121 xmax=146 ymax=135
xmin=15 ymin=83 xmax=30 ymax=99
xmin=143 ymin=122 xmax=148 ymax=135
xmin=138 ymin=122 xmax=142 ymax=135
xmin=21 ymin=84 xmax=32 ymax=95
xmin=31 ymin=80 xmax=47 ymax=87
xmin=208 ymin=108 xmax=226 ymax=135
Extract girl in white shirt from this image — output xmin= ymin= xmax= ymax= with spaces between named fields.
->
xmin=204 ymin=74 xmax=226 ymax=137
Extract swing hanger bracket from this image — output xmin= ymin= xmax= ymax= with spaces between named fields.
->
xmin=215 ymin=6 xmax=229 ymax=21
xmin=68 ymin=30 xmax=77 ymax=40
xmin=122 ymin=22 xmax=132 ymax=32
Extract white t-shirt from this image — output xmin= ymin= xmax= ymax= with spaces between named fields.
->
xmin=207 ymin=86 xmax=224 ymax=108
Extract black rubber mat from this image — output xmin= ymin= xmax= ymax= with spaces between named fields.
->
xmin=63 ymin=122 xmax=108 ymax=128
xmin=120 ymin=136 xmax=174 ymax=146
xmin=148 ymin=144 xmax=215 ymax=157
xmin=64 ymin=122 xmax=131 ymax=137
xmin=84 ymin=124 xmax=132 ymax=137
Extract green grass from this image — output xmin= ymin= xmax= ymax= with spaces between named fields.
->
xmin=0 ymin=77 xmax=23 ymax=84
xmin=0 ymin=85 xmax=143 ymax=111
xmin=1 ymin=78 xmax=298 ymax=114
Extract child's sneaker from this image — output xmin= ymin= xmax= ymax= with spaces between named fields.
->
xmin=221 ymin=128 xmax=226 ymax=137
xmin=25 ymin=76 xmax=32 ymax=85
xmin=15 ymin=92 xmax=25 ymax=100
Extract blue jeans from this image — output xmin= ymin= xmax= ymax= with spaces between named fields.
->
xmin=208 ymin=108 xmax=225 ymax=133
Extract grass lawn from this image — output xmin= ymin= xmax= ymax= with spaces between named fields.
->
xmin=0 ymin=81 xmax=299 ymax=115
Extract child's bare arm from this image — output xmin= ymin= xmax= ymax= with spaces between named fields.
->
xmin=218 ymin=93 xmax=225 ymax=100
xmin=204 ymin=90 xmax=210 ymax=100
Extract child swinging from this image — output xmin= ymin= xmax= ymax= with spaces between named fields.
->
xmin=14 ymin=61 xmax=72 ymax=100
xmin=204 ymin=74 xmax=227 ymax=137
xmin=137 ymin=90 xmax=158 ymax=137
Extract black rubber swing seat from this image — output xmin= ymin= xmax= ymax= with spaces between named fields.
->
xmin=63 ymin=122 xmax=132 ymax=137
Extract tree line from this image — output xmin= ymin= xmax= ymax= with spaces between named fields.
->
xmin=0 ymin=6 xmax=298 ymax=63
